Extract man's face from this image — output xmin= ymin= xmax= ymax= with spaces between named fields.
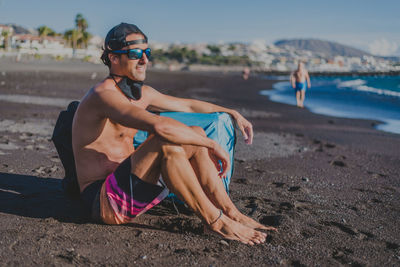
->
xmin=118 ymin=33 xmax=149 ymax=81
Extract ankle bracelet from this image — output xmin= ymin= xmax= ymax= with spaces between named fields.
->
xmin=209 ymin=210 xmax=223 ymax=225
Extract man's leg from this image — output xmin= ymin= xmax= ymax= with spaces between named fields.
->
xmin=188 ymin=127 xmax=277 ymax=231
xmin=301 ymin=89 xmax=306 ymax=107
xmin=159 ymin=141 xmax=267 ymax=245
xmin=104 ymin=133 xmax=267 ymax=245
xmin=296 ymin=90 xmax=302 ymax=107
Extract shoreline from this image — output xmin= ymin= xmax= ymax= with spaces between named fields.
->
xmin=1 ymin=57 xmax=400 ymax=76
xmin=260 ymin=80 xmax=400 ymax=135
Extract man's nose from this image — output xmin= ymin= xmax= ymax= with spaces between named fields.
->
xmin=139 ymin=53 xmax=149 ymax=64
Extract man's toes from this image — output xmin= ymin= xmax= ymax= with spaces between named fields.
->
xmin=251 ymin=231 xmax=263 ymax=243
xmin=256 ymin=230 xmax=266 ymax=238
xmin=259 ymin=224 xmax=277 ymax=231
xmin=256 ymin=234 xmax=265 ymax=243
xmin=252 ymin=236 xmax=264 ymax=245
xmin=263 ymin=226 xmax=277 ymax=232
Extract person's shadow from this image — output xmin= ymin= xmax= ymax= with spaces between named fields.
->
xmin=0 ymin=172 xmax=86 ymax=223
xmin=0 ymin=172 xmax=201 ymax=234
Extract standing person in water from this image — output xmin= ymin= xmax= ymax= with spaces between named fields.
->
xmin=72 ymin=23 xmax=276 ymax=245
xmin=290 ymin=62 xmax=311 ymax=108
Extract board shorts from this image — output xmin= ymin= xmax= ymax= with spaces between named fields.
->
xmin=80 ymin=157 xmax=170 ymax=223
xmin=295 ymin=81 xmax=307 ymax=92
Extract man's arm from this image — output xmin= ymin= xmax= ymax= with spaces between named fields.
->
xmin=146 ymin=86 xmax=254 ymax=144
xmin=290 ymin=72 xmax=296 ymax=88
xmin=306 ymin=71 xmax=311 ymax=88
xmin=91 ymin=88 xmax=231 ymax=177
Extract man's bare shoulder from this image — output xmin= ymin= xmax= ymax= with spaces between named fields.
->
xmin=78 ymin=79 xmax=127 ymax=117
xmin=84 ymin=79 xmax=125 ymax=104
xmin=92 ymin=79 xmax=118 ymax=95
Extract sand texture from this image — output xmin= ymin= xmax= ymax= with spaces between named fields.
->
xmin=0 ymin=61 xmax=399 ymax=266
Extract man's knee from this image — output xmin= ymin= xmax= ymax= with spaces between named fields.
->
xmin=160 ymin=142 xmax=186 ymax=158
xmin=158 ymin=126 xmax=206 ymax=158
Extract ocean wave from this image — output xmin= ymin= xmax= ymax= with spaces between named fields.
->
xmin=356 ymin=85 xmax=400 ymax=97
xmin=337 ymin=79 xmax=366 ymax=88
xmin=272 ymin=81 xmax=290 ymax=91
xmin=338 ymin=79 xmax=400 ymax=98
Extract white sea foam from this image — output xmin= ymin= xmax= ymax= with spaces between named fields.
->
xmin=273 ymin=81 xmax=289 ymax=91
xmin=337 ymin=79 xmax=366 ymax=88
xmin=338 ymin=79 xmax=400 ymax=98
xmin=356 ymin=85 xmax=400 ymax=97
xmin=376 ymin=118 xmax=400 ymax=134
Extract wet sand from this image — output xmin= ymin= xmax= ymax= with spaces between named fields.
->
xmin=0 ymin=61 xmax=399 ymax=266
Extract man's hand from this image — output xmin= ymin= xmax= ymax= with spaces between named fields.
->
xmin=208 ymin=142 xmax=231 ymax=178
xmin=233 ymin=112 xmax=253 ymax=145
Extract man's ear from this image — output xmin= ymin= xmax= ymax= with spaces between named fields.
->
xmin=108 ymin=53 xmax=120 ymax=65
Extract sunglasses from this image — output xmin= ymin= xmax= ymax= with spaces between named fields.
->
xmin=113 ymin=48 xmax=151 ymax=60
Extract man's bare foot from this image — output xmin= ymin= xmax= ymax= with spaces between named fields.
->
xmin=226 ymin=209 xmax=278 ymax=232
xmin=208 ymin=214 xmax=267 ymax=245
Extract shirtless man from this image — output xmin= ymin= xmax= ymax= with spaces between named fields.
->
xmin=290 ymin=62 xmax=311 ymax=108
xmin=72 ymin=23 xmax=276 ymax=245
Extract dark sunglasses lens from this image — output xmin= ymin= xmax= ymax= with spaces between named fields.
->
xmin=128 ymin=49 xmax=143 ymax=59
xmin=144 ymin=48 xmax=151 ymax=58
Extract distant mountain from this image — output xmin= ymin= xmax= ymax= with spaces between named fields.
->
xmin=4 ymin=23 xmax=33 ymax=34
xmin=274 ymin=39 xmax=371 ymax=58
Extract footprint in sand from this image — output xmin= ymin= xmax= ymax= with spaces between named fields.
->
xmin=320 ymin=221 xmax=376 ymax=242
xmin=233 ymin=178 xmax=249 ymax=185
xmin=330 ymin=160 xmax=346 ymax=167
xmin=272 ymin=182 xmax=285 ymax=188
xmin=244 ymin=198 xmax=260 ymax=216
xmin=57 ymin=249 xmax=91 ymax=265
xmin=279 ymin=202 xmax=295 ymax=211
xmin=367 ymin=171 xmax=388 ymax=178
xmin=315 ymin=146 xmax=324 ymax=152
xmin=332 ymin=247 xmax=364 ymax=266
xmin=279 ymin=259 xmax=306 ymax=267
xmin=300 ymin=230 xmax=314 ymax=239
xmin=386 ymin=242 xmax=399 ymax=250
xmin=294 ymin=200 xmax=313 ymax=212
xmin=288 ymin=186 xmax=301 ymax=192
xmin=260 ymin=215 xmax=284 ymax=227
xmin=320 ymin=221 xmax=358 ymax=236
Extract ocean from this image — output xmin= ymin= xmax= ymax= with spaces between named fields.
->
xmin=260 ymin=75 xmax=400 ymax=134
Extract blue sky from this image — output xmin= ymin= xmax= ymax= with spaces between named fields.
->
xmin=1 ymin=0 xmax=399 ymax=55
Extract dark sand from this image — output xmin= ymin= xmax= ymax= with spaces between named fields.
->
xmin=0 ymin=61 xmax=399 ymax=266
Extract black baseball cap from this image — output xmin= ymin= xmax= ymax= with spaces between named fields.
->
xmin=104 ymin=23 xmax=148 ymax=51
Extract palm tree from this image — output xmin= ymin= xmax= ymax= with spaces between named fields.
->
xmin=1 ymin=29 xmax=10 ymax=50
xmin=75 ymin=13 xmax=88 ymax=33
xmin=37 ymin=25 xmax=56 ymax=38
xmin=79 ymin=31 xmax=92 ymax=49
xmin=64 ymin=29 xmax=79 ymax=52
xmin=64 ymin=14 xmax=91 ymax=53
